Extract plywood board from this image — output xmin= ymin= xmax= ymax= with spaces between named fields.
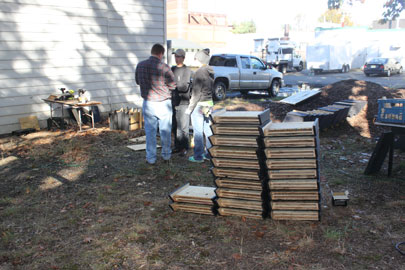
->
xmin=209 ymin=135 xmax=259 ymax=147
xmin=268 ymin=169 xmax=317 ymax=179
xmin=169 ymin=184 xmax=216 ymax=205
xmin=217 ymin=198 xmax=263 ymax=211
xmin=127 ymin=144 xmax=160 ymax=151
xmin=271 ymin=201 xmax=319 ymax=211
xmin=212 ymin=168 xmax=260 ymax=180
xmin=271 ymin=210 xmax=319 ymax=221
xmin=261 ymin=121 xmax=315 ymax=137
xmin=211 ymin=124 xmax=260 ymax=136
xmin=19 ymin=115 xmax=40 ymax=130
xmin=263 ymin=136 xmax=315 ymax=148
xmin=269 ymin=179 xmax=318 ymax=190
xmin=211 ymin=109 xmax=270 ymax=125
xmin=279 ymin=89 xmax=321 ymax=106
xmin=216 ymin=188 xmax=262 ymax=201
xmin=266 ymin=159 xmax=317 ymax=169
xmin=215 ymin=178 xmax=263 ymax=190
xmin=170 ymin=203 xmax=215 ymax=215
xmin=218 ymin=207 xmax=263 ymax=219
xmin=270 ymin=191 xmax=319 ymax=201
xmin=209 ymin=146 xmax=258 ymax=159
xmin=265 ymin=148 xmax=317 ymax=159
xmin=212 ymin=158 xmax=260 ymax=169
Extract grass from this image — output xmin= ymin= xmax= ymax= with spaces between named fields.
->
xmin=0 ymin=126 xmax=404 ymax=269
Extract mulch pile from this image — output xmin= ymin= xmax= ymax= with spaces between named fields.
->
xmin=224 ymin=79 xmax=405 ymax=137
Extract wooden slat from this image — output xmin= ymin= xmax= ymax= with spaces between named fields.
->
xmin=170 ymin=203 xmax=215 ymax=215
xmin=209 ymin=146 xmax=258 ymax=159
xmin=266 ymin=159 xmax=317 ymax=169
xmin=211 ymin=124 xmax=260 ymax=136
xmin=261 ymin=122 xmax=315 ymax=137
xmin=263 ymin=136 xmax=315 ymax=148
xmin=215 ymin=178 xmax=263 ymax=190
xmin=271 ymin=210 xmax=319 ymax=221
xmin=218 ymin=207 xmax=263 ymax=219
xmin=212 ymin=158 xmax=260 ymax=169
xmin=270 ymin=191 xmax=319 ymax=201
xmin=216 ymin=188 xmax=262 ymax=201
xmin=211 ymin=109 xmax=269 ymax=125
xmin=269 ymin=179 xmax=318 ymax=190
xmin=268 ymin=169 xmax=317 ymax=179
xmin=264 ymin=148 xmax=316 ymax=159
xmin=209 ymin=135 xmax=258 ymax=147
xmin=271 ymin=201 xmax=319 ymax=210
xmin=169 ymin=184 xmax=216 ymax=204
xmin=212 ymin=168 xmax=260 ymax=180
xmin=217 ymin=198 xmax=263 ymax=211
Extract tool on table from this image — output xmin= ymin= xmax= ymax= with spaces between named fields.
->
xmin=57 ymin=88 xmax=75 ymax=101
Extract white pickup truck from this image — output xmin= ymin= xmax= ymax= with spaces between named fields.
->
xmin=209 ymin=54 xmax=284 ymax=100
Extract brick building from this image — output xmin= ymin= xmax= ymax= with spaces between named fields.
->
xmin=166 ymin=0 xmax=232 ymax=49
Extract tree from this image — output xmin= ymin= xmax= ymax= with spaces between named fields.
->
xmin=319 ymin=9 xmax=354 ymax=26
xmin=231 ymin=21 xmax=256 ymax=34
xmin=382 ymin=0 xmax=404 ymax=22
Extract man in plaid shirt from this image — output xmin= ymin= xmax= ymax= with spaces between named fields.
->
xmin=135 ymin=43 xmax=176 ymax=165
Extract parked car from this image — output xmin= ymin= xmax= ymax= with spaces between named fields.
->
xmin=363 ymin=58 xmax=403 ymax=77
xmin=209 ymin=54 xmax=284 ymax=100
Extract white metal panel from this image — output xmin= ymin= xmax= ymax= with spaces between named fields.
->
xmin=0 ymin=57 xmax=109 ymax=70
xmin=0 ymin=81 xmax=115 ymax=98
xmin=0 ymin=13 xmax=109 ymax=26
xmin=0 ymin=0 xmax=166 ymax=134
xmin=0 ymin=0 xmax=109 ymax=9
xmin=1 ymin=41 xmax=110 ymax=51
xmin=0 ymin=3 xmax=108 ymax=18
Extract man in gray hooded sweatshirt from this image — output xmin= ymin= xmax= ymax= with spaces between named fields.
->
xmin=185 ymin=49 xmax=214 ymax=163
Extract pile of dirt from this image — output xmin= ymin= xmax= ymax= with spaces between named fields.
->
xmin=224 ymin=79 xmax=405 ymax=137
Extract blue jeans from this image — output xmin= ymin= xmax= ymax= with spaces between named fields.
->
xmin=143 ymin=99 xmax=172 ymax=163
xmin=190 ymin=104 xmax=212 ymax=161
xmin=174 ymin=104 xmax=190 ymax=150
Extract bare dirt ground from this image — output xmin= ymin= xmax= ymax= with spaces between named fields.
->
xmin=1 ymin=80 xmax=405 ymax=270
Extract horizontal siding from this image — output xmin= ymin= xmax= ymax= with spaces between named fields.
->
xmin=0 ymin=0 xmax=165 ymax=134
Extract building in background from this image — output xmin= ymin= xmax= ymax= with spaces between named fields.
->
xmin=167 ymin=0 xmax=231 ymax=50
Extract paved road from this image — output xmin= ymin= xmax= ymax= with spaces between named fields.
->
xmin=284 ymin=69 xmax=405 ymax=89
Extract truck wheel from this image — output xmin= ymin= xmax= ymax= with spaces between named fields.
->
xmin=295 ymin=62 xmax=303 ymax=72
xmin=213 ymin=81 xmax=226 ymax=101
xmin=269 ymin=80 xmax=280 ymax=97
xmin=281 ymin=65 xmax=287 ymax=74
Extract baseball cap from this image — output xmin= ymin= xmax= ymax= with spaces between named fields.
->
xmin=173 ymin=49 xmax=186 ymax=57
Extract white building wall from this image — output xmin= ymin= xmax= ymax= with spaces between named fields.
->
xmin=0 ymin=0 xmax=165 ymax=134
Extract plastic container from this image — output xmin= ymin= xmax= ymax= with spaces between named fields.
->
xmin=377 ymin=99 xmax=405 ymax=124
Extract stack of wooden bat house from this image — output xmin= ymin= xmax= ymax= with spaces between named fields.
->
xmin=169 ymin=183 xmax=217 ymax=215
xmin=258 ymin=120 xmax=321 ymax=221
xmin=209 ymin=109 xmax=270 ymax=219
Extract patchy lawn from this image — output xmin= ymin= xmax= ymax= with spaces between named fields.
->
xmin=1 ymin=110 xmax=405 ymax=269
